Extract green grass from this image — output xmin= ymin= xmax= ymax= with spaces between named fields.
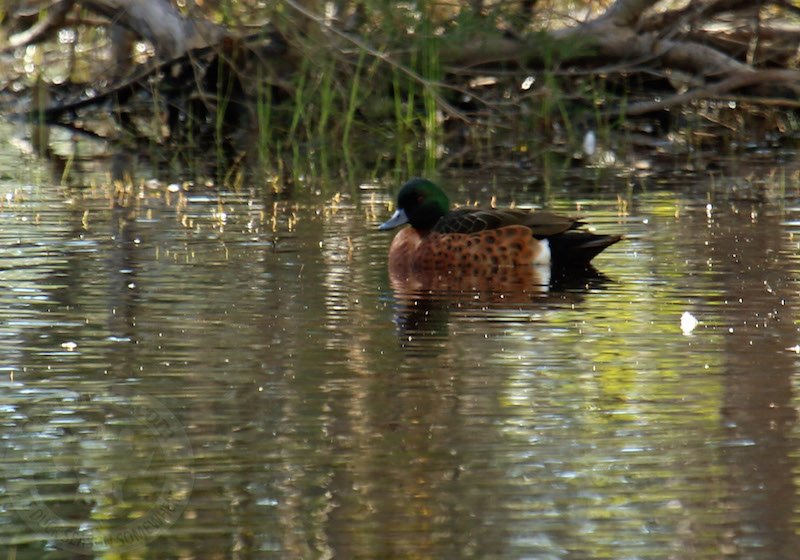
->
xmin=203 ymin=1 xmax=639 ymax=184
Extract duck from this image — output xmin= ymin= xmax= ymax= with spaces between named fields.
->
xmin=378 ymin=178 xmax=622 ymax=278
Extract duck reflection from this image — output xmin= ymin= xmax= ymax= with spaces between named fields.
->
xmin=389 ymin=263 xmax=611 ymax=348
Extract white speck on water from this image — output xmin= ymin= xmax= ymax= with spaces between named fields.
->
xmin=680 ymin=312 xmax=698 ymax=335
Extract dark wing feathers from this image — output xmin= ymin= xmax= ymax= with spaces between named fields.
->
xmin=433 ymin=207 xmax=581 ymax=237
xmin=548 ymin=231 xmax=623 ymax=267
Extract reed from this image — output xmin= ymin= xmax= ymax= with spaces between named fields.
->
xmin=241 ymin=1 xmax=637 ymax=184
xmin=255 ymin=66 xmax=274 ymax=171
xmin=342 ymin=49 xmax=366 ymax=157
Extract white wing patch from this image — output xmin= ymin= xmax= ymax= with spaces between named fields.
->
xmin=533 ymin=239 xmax=551 ymax=265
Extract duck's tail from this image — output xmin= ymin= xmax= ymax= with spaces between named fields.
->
xmin=548 ymin=231 xmax=623 ymax=269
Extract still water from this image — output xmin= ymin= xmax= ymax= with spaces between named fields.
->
xmin=1 ymin=136 xmax=799 ymax=558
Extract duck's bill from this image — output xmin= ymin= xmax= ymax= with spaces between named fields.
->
xmin=378 ymin=209 xmax=408 ymax=230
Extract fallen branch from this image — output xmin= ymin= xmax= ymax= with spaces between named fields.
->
xmin=614 ymin=68 xmax=800 ymax=116
xmin=80 ymin=0 xmax=226 ymax=59
xmin=6 ymin=31 xmax=285 ymax=123
xmin=8 ymin=0 xmax=76 ymax=49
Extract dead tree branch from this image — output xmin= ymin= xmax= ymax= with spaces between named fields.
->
xmin=80 ymin=0 xmax=227 ymax=59
xmin=8 ymin=0 xmax=75 ymax=48
xmin=618 ymin=68 xmax=800 ymax=116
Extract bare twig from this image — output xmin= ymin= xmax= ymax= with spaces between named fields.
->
xmin=600 ymin=0 xmax=661 ymax=27
xmin=8 ymin=0 xmax=76 ymax=49
xmin=611 ymin=68 xmax=800 ymax=116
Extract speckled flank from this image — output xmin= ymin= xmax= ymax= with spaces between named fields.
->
xmin=388 ymin=225 xmax=549 ymax=275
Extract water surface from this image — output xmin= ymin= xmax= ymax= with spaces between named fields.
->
xmin=1 ymin=131 xmax=799 ymax=558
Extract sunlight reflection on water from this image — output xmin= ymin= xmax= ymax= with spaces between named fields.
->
xmin=0 ymin=162 xmax=799 ymax=558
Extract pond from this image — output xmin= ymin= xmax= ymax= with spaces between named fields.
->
xmin=1 ymin=122 xmax=799 ymax=558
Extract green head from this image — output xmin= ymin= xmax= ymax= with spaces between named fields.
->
xmin=378 ymin=178 xmax=450 ymax=231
